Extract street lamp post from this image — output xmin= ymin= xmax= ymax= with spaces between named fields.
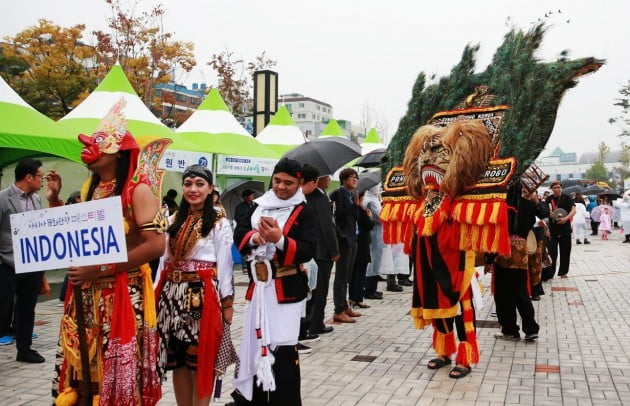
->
xmin=253 ymin=70 xmax=278 ymax=136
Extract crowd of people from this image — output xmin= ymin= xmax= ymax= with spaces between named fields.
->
xmin=0 ymin=104 xmax=628 ymax=404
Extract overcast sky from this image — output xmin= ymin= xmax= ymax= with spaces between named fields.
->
xmin=3 ymin=0 xmax=629 ymax=157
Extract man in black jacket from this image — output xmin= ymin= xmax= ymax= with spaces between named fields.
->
xmin=330 ymin=168 xmax=361 ymax=323
xmin=302 ymin=166 xmax=339 ymax=335
xmin=543 ymin=181 xmax=576 ymax=280
xmin=234 ymin=189 xmax=256 ymax=225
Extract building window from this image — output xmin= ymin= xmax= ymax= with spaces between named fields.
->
xmin=176 ymin=93 xmax=186 ymax=101
xmin=155 ymin=89 xmax=162 ymax=97
xmin=299 ymin=103 xmax=305 ymax=108
xmin=298 ymin=113 xmax=306 ymax=119
xmin=316 ymin=105 xmax=320 ymax=110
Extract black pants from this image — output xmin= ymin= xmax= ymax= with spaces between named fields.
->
xmin=233 ymin=345 xmax=301 ymax=405
xmin=547 ymin=233 xmax=572 ymax=278
xmin=591 ymin=221 xmax=600 ymax=236
xmin=0 ymin=263 xmax=43 ymax=351
xmin=349 ymin=258 xmax=369 ymax=303
xmin=364 ymin=276 xmax=379 ymax=295
xmin=494 ymin=266 xmax=539 ymax=336
xmin=333 ymin=241 xmax=357 ymax=314
xmin=308 ymin=259 xmax=333 ymax=333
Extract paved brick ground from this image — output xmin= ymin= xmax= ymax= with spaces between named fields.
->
xmin=1 ymin=229 xmax=628 ymax=405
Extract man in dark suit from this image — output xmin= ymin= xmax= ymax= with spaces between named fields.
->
xmin=302 ymin=166 xmax=339 ymax=335
xmin=330 ymin=168 xmax=361 ymax=323
xmin=0 ymin=158 xmax=61 ymax=363
xmin=234 ymin=189 xmax=256 ymax=225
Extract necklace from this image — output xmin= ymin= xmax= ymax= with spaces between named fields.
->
xmin=93 ymin=178 xmax=117 ymax=200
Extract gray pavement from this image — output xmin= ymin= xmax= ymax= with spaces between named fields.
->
xmin=1 ymin=230 xmax=629 ymax=405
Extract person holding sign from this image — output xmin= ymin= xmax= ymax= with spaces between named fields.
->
xmin=0 ymin=159 xmax=61 ymax=363
xmin=52 ymin=99 xmax=167 ymax=406
xmin=154 ymin=165 xmax=236 ymax=405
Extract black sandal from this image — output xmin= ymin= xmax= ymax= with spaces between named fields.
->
xmin=427 ymin=357 xmax=452 ymax=370
xmin=448 ymin=365 xmax=472 ymax=379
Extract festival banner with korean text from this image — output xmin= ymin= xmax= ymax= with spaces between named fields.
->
xmin=216 ymin=154 xmax=278 ymax=177
xmin=10 ymin=197 xmax=128 ymax=274
xmin=159 ymin=149 xmax=213 ymax=172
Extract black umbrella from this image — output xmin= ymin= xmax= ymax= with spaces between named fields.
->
xmin=563 ymin=184 xmax=586 ymax=194
xmin=586 ymin=184 xmax=608 ymax=195
xmin=355 ymin=148 xmax=387 ymax=168
xmin=283 ymin=136 xmax=361 ymax=175
xmin=221 ymin=180 xmax=265 ymax=220
xmin=598 ymin=191 xmax=621 ymax=202
xmin=357 ymin=170 xmax=382 ymax=193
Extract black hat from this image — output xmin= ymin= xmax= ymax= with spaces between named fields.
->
xmin=273 ymin=157 xmax=303 ymax=179
xmin=183 ymin=165 xmax=213 ymax=184
xmin=242 ymin=189 xmax=256 ymax=198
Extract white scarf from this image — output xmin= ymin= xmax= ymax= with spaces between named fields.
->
xmin=248 ymin=189 xmax=305 ymax=261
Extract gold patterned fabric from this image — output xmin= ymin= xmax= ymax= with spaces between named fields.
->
xmin=169 ymin=212 xmax=203 ymax=261
xmin=495 ymin=236 xmax=528 ymax=269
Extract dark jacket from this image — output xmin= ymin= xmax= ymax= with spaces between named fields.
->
xmin=233 ymin=200 xmax=253 ymax=226
xmin=354 ymin=207 xmax=375 ymax=264
xmin=330 ymin=186 xmax=359 ymax=246
xmin=305 ymin=188 xmax=339 ymax=261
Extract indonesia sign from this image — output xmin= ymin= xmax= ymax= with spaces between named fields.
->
xmin=10 ymin=197 xmax=128 ymax=274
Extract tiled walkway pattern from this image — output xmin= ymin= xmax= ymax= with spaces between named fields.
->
xmin=1 ymin=231 xmax=628 ymax=405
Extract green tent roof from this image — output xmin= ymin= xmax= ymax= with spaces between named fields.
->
xmin=60 ymin=63 xmax=196 ymax=151
xmin=363 ymin=128 xmax=383 ymax=144
xmin=0 ymin=78 xmax=82 ymax=168
xmin=268 ymin=106 xmax=296 ymax=126
xmin=176 ymin=89 xmax=279 ymax=158
xmin=320 ymin=119 xmax=345 ymax=137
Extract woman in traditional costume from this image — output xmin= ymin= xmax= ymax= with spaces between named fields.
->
xmin=155 ymin=165 xmax=236 ymax=405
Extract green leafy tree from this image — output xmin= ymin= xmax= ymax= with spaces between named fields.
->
xmin=584 ymin=162 xmax=608 ymax=181
xmin=609 ymin=80 xmax=630 ymax=137
xmin=0 ymin=20 xmax=98 ymax=118
xmin=94 ymin=0 xmax=196 ymax=109
xmin=0 ymin=0 xmax=196 ymax=121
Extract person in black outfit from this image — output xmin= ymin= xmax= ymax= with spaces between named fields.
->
xmin=234 ymin=189 xmax=256 ymax=225
xmin=543 ymin=181 xmax=576 ymax=280
xmin=302 ymin=166 xmax=339 ymax=335
xmin=492 ymin=181 xmax=547 ymax=341
xmin=330 ymin=168 xmax=361 ymax=323
xmin=162 ymin=188 xmax=178 ymax=213
xmin=349 ymin=191 xmax=374 ymax=308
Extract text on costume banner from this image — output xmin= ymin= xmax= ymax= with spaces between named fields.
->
xmin=216 ymin=154 xmax=278 ymax=176
xmin=10 ymin=196 xmax=128 ymax=274
xmin=159 ymin=149 xmax=213 ymax=172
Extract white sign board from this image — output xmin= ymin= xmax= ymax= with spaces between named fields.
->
xmin=10 ymin=197 xmax=128 ymax=274
xmin=159 ymin=149 xmax=213 ymax=172
xmin=216 ymin=154 xmax=278 ymax=177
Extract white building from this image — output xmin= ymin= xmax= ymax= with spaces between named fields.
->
xmin=535 ymin=147 xmax=626 ymax=184
xmin=280 ymin=93 xmax=333 ymax=140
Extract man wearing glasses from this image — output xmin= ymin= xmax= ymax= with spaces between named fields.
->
xmin=0 ymin=158 xmax=61 ymax=363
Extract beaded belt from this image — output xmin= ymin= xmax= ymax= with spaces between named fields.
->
xmin=91 ymin=270 xmax=141 ymax=290
xmin=164 ymin=266 xmax=216 ymax=283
